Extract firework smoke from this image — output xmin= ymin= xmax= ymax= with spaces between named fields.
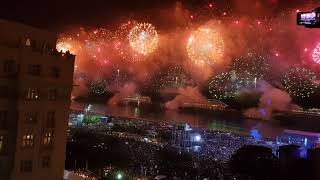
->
xmin=243 ymin=81 xmax=293 ymax=120
xmin=108 ymin=82 xmax=137 ymax=106
xmin=57 ymin=1 xmax=320 ymax=106
xmin=165 ymin=86 xmax=206 ymax=110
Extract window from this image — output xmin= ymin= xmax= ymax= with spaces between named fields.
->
xmin=3 ymin=60 xmax=15 ymax=73
xmin=25 ymin=112 xmax=37 ymax=123
xmin=43 ymin=131 xmax=53 ymax=145
xmin=0 ymin=86 xmax=8 ymax=98
xmin=46 ymin=112 xmax=55 ymax=128
xmin=48 ymin=89 xmax=57 ymax=101
xmin=41 ymin=156 xmax=51 ymax=168
xmin=30 ymin=40 xmax=37 ymax=50
xmin=20 ymin=160 xmax=32 ymax=172
xmin=42 ymin=42 xmax=51 ymax=52
xmin=0 ymin=111 xmax=7 ymax=129
xmin=25 ymin=38 xmax=31 ymax=47
xmin=0 ymin=160 xmax=3 ymax=171
xmin=27 ymin=64 xmax=41 ymax=76
xmin=25 ymin=88 xmax=40 ymax=100
xmin=0 ymin=136 xmax=4 ymax=153
xmin=22 ymin=134 xmax=34 ymax=148
xmin=50 ymin=67 xmax=60 ymax=78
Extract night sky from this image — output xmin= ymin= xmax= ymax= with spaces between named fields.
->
xmin=0 ymin=0 xmax=175 ymax=30
xmin=2 ymin=0 xmax=320 ymax=109
xmin=0 ymin=0 xmax=315 ymax=31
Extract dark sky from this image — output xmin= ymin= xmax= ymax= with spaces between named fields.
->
xmin=0 ymin=0 xmax=315 ymax=31
xmin=0 ymin=0 xmax=176 ymax=30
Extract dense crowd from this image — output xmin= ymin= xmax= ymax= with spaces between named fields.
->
xmin=66 ymin=114 xmax=283 ymax=179
xmin=202 ymin=130 xmax=278 ymax=162
xmin=95 ymin=115 xmax=279 ymax=162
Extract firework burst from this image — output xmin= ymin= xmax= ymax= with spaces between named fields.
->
xmin=105 ymin=68 xmax=135 ymax=91
xmin=158 ymin=66 xmax=191 ymax=89
xmin=89 ymin=80 xmax=109 ymax=96
xmin=85 ymin=28 xmax=114 ymax=60
xmin=56 ymin=36 xmax=78 ymax=54
xmin=88 ymin=28 xmax=113 ymax=42
xmin=113 ymin=21 xmax=142 ymax=61
xmin=283 ymin=67 xmax=318 ymax=98
xmin=128 ymin=22 xmax=159 ymax=56
xmin=230 ymin=51 xmax=270 ymax=89
xmin=312 ymin=43 xmax=320 ymax=64
xmin=208 ymin=72 xmax=238 ymax=99
xmin=187 ymin=27 xmax=224 ymax=66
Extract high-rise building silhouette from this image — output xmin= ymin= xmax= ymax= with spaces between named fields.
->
xmin=0 ymin=19 xmax=75 ymax=180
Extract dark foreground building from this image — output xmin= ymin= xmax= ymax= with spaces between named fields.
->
xmin=0 ymin=20 xmax=74 ymax=180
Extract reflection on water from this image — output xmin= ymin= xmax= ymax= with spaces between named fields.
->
xmin=70 ymin=101 xmax=318 ymax=140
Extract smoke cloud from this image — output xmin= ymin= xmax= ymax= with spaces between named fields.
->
xmin=243 ymin=81 xmax=293 ymax=120
xmin=108 ymin=82 xmax=137 ymax=105
xmin=165 ymin=86 xmax=206 ymax=110
xmin=57 ymin=1 xmax=320 ymax=105
xmin=72 ymin=78 xmax=89 ymax=98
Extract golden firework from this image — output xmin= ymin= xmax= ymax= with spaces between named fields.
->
xmin=187 ymin=27 xmax=224 ymax=66
xmin=128 ymin=23 xmax=158 ymax=55
xmin=56 ymin=37 xmax=77 ymax=54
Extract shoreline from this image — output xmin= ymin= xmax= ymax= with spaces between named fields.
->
xmin=69 ymin=109 xmax=281 ymax=160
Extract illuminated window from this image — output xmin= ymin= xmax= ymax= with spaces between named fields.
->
xmin=25 ymin=38 xmax=31 ymax=46
xmin=25 ymin=112 xmax=37 ymax=123
xmin=20 ymin=160 xmax=32 ymax=172
xmin=43 ymin=131 xmax=53 ymax=145
xmin=48 ymin=89 xmax=57 ymax=101
xmin=46 ymin=112 xmax=55 ymax=128
xmin=25 ymin=88 xmax=40 ymax=100
xmin=41 ymin=156 xmax=50 ymax=168
xmin=22 ymin=134 xmax=34 ymax=148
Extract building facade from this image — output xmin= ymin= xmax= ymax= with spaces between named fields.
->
xmin=0 ymin=19 xmax=75 ymax=180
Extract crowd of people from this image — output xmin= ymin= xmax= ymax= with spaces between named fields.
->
xmin=66 ymin=113 xmax=284 ymax=179
xmin=202 ymin=130 xmax=277 ymax=162
xmin=91 ymin=115 xmax=279 ymax=161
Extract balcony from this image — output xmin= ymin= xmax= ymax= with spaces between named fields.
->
xmin=1 ymin=42 xmax=74 ymax=61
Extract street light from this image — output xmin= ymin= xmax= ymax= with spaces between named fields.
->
xmin=194 ymin=134 xmax=201 ymax=142
xmin=116 ymin=173 xmax=123 ymax=179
